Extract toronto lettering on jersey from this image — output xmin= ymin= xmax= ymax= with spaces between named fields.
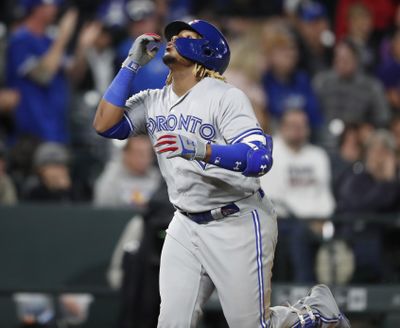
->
xmin=146 ymin=114 xmax=216 ymax=140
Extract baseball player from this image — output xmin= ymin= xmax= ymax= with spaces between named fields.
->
xmin=94 ymin=19 xmax=350 ymax=328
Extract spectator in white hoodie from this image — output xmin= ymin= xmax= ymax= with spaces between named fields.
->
xmin=261 ymin=108 xmax=335 ymax=282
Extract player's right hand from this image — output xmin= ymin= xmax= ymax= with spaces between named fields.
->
xmin=122 ymin=33 xmax=161 ymax=72
xmin=154 ymin=133 xmax=207 ymax=161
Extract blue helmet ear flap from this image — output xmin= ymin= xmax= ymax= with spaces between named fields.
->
xmin=174 ymin=38 xmax=220 ymax=70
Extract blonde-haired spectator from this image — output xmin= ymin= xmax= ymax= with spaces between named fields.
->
xmin=225 ymin=23 xmax=268 ymax=131
xmin=261 ymin=20 xmax=322 ymax=132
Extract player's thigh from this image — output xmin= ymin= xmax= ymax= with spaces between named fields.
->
xmin=158 ymin=216 xmax=213 ymax=328
xmin=200 ymin=203 xmax=277 ymax=328
xmin=226 ymin=210 xmax=276 ymax=328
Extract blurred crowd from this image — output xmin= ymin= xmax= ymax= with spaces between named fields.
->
xmin=2 ymin=0 xmax=400 ymax=324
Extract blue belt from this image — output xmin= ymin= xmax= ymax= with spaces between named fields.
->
xmin=178 ymin=188 xmax=265 ymax=224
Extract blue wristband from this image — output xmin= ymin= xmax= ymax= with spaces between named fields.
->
xmin=103 ymin=67 xmax=137 ymax=107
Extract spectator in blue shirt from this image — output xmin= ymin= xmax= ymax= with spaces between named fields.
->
xmin=6 ymin=0 xmax=97 ymax=144
xmin=262 ymin=25 xmax=323 ymax=130
xmin=117 ymin=0 xmax=169 ymax=93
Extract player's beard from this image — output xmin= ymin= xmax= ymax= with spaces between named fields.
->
xmin=162 ymin=53 xmax=177 ymax=66
xmin=163 ymin=52 xmax=193 ymax=68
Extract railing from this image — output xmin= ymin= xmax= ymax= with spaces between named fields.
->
xmin=1 ymin=204 xmax=400 ymax=327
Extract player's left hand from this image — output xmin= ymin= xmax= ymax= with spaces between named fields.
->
xmin=154 ymin=133 xmax=207 ymax=160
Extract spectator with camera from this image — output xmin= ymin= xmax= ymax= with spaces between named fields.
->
xmin=335 ymin=130 xmax=400 ymax=282
xmin=336 ymin=130 xmax=400 ymax=213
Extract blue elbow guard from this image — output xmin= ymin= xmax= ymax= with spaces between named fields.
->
xmin=242 ymin=135 xmax=273 ymax=177
xmin=242 ymin=147 xmax=273 ymax=177
xmin=208 ymin=134 xmax=273 ymax=175
xmin=98 ymin=115 xmax=133 ymax=140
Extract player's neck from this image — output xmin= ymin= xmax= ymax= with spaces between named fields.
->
xmin=170 ymin=68 xmax=199 ymax=97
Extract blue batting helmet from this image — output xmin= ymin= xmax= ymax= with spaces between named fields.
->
xmin=164 ymin=19 xmax=230 ymax=74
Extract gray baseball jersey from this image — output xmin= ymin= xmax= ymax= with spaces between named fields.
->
xmin=123 ymin=77 xmax=348 ymax=328
xmin=124 ymin=77 xmax=262 ymax=212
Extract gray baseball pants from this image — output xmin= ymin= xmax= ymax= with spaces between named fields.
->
xmin=157 ymin=192 xmax=346 ymax=328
